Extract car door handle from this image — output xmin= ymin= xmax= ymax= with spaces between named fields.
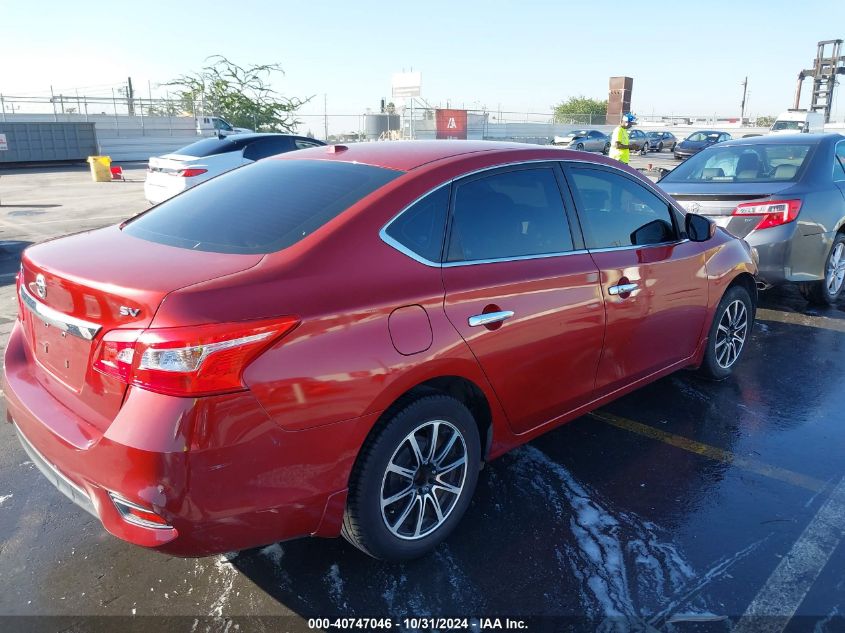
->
xmin=608 ymin=283 xmax=639 ymax=296
xmin=468 ymin=310 xmax=515 ymax=327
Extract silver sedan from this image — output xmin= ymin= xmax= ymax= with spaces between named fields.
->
xmin=551 ymin=129 xmax=610 ymax=154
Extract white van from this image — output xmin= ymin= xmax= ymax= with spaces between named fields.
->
xmin=195 ymin=116 xmax=253 ymax=136
xmin=769 ymin=110 xmax=825 ymax=134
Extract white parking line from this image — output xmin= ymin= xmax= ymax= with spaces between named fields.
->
xmin=732 ymin=475 xmax=845 ymax=633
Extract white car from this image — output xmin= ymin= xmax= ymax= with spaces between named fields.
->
xmin=144 ymin=134 xmax=325 ymax=205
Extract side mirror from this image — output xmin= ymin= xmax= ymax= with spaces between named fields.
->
xmin=685 ymin=213 xmax=715 ymax=242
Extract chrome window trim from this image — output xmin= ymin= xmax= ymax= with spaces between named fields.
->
xmin=378 ymin=157 xmax=684 ymax=267
xmin=442 ymin=249 xmax=590 ymax=267
xmin=587 ymin=238 xmax=689 ymax=254
xmin=19 ymin=284 xmax=102 ymax=341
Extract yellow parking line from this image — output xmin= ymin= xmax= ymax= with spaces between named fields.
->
xmin=589 ymin=411 xmax=826 ymax=493
xmin=757 ymin=308 xmax=845 ymax=333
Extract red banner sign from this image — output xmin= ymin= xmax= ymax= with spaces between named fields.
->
xmin=435 ymin=109 xmax=468 ymax=140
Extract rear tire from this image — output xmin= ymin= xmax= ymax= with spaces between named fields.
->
xmin=798 ymin=233 xmax=845 ymax=305
xmin=698 ymin=285 xmax=754 ymax=380
xmin=342 ymin=394 xmax=480 ymax=561
xmin=603 ymin=142 xmax=610 ymax=155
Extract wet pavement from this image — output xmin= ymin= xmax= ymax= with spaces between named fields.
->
xmin=0 ymin=165 xmax=843 ymax=633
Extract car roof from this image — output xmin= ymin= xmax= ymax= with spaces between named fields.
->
xmin=719 ymin=132 xmax=843 ymax=147
xmin=275 ymin=140 xmax=540 ymax=171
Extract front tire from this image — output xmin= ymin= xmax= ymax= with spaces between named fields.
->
xmin=640 ymin=143 xmax=649 ymax=155
xmin=603 ymin=142 xmax=610 ymax=155
xmin=657 ymin=142 xmax=664 ymax=152
xmin=342 ymin=394 xmax=481 ymax=561
xmin=698 ymin=285 xmax=754 ymax=380
xmin=798 ymin=233 xmax=845 ymax=305
xmin=576 ymin=142 xmax=585 ymax=151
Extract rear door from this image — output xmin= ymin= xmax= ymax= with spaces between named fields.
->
xmin=563 ymin=164 xmax=709 ymax=394
xmin=441 ymin=163 xmax=605 ymax=434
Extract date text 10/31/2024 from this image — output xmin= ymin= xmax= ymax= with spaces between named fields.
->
xmin=307 ymin=618 xmax=529 ymax=630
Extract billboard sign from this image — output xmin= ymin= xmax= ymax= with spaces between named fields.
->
xmin=392 ymin=72 xmax=421 ymax=98
xmin=435 ymin=109 xmax=468 ymax=140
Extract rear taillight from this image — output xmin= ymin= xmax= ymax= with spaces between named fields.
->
xmin=732 ymin=199 xmax=802 ymax=230
xmin=93 ymin=317 xmax=298 ymax=397
xmin=178 ymin=168 xmax=208 ymax=177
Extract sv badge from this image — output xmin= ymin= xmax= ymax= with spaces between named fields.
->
xmin=119 ymin=306 xmax=141 ymax=318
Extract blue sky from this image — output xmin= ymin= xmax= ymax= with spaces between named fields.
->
xmin=2 ymin=0 xmax=844 ymax=123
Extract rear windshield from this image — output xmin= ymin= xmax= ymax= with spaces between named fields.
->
xmin=660 ymin=143 xmax=814 ymax=184
xmin=124 ymin=159 xmax=401 ymax=254
xmin=171 ymin=137 xmax=242 ymax=157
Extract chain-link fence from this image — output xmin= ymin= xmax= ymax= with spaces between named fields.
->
xmin=0 ymin=92 xmax=778 ymax=144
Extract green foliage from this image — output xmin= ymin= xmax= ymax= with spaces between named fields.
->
xmin=165 ymin=55 xmax=312 ymax=132
xmin=553 ymin=96 xmax=608 ymax=124
xmin=755 ymin=115 xmax=776 ymax=128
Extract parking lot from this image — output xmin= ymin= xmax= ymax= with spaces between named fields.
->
xmin=0 ymin=158 xmax=844 ymax=633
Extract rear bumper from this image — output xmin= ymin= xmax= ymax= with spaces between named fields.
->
xmin=3 ymin=320 xmax=369 ymax=556
xmin=143 ymin=175 xmax=187 ymax=205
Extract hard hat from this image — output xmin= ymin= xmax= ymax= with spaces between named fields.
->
xmin=623 ymin=113 xmax=637 ymax=123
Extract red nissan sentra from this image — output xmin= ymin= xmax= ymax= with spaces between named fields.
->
xmin=3 ymin=141 xmax=757 ymax=561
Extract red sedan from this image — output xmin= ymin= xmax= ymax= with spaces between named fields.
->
xmin=3 ymin=141 xmax=757 ymax=561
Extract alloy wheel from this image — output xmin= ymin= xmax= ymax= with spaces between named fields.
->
xmin=715 ymin=299 xmax=748 ymax=369
xmin=380 ymin=420 xmax=468 ymax=540
xmin=825 ymin=242 xmax=845 ymax=296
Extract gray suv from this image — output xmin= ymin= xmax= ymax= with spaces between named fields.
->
xmin=658 ymin=133 xmax=845 ymax=304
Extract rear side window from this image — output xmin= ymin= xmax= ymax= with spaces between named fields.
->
xmin=243 ymin=136 xmax=293 ymax=161
xmin=446 ymin=167 xmax=574 ymax=262
xmin=835 ymin=143 xmax=845 ymax=181
xmin=384 ymin=186 xmax=449 ymax=263
xmin=568 ymin=168 xmax=677 ymax=249
xmin=173 ymin=137 xmax=240 ymax=158
xmin=124 ymin=159 xmax=401 ymax=254
xmin=295 ymin=139 xmax=324 ymax=149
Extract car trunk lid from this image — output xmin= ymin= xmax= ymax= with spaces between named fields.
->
xmin=18 ymin=225 xmax=263 ymax=433
xmin=147 ymin=154 xmax=205 ymax=175
xmin=660 ymin=182 xmax=797 ymax=237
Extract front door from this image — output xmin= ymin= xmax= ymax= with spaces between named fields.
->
xmin=563 ymin=164 xmax=709 ymax=395
xmin=441 ymin=164 xmax=605 ymax=434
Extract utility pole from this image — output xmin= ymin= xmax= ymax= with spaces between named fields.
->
xmin=740 ymin=76 xmax=748 ymax=123
xmin=324 ymin=93 xmax=328 ymax=141
xmin=127 ymin=77 xmax=135 ymax=116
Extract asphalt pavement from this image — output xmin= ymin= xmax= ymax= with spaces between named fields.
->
xmin=0 ymin=160 xmax=843 ymax=633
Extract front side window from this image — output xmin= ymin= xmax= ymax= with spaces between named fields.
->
xmin=568 ymin=168 xmax=677 ymax=249
xmin=124 ymin=159 xmax=401 ymax=254
xmin=384 ymin=186 xmax=450 ymax=263
xmin=447 ymin=168 xmax=573 ymax=262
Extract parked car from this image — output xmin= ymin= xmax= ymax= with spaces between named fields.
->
xmin=627 ymin=129 xmax=652 ymax=154
xmin=646 ymin=131 xmax=678 ymax=152
xmin=551 ymin=129 xmax=610 ymax=154
xmin=660 ymin=133 xmax=845 ymax=304
xmin=144 ymin=133 xmax=326 ymax=205
xmin=6 ymin=142 xmax=757 ymax=562
xmin=674 ymin=131 xmax=731 ymax=160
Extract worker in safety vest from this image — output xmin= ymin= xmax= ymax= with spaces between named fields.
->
xmin=609 ymin=112 xmax=636 ymax=164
